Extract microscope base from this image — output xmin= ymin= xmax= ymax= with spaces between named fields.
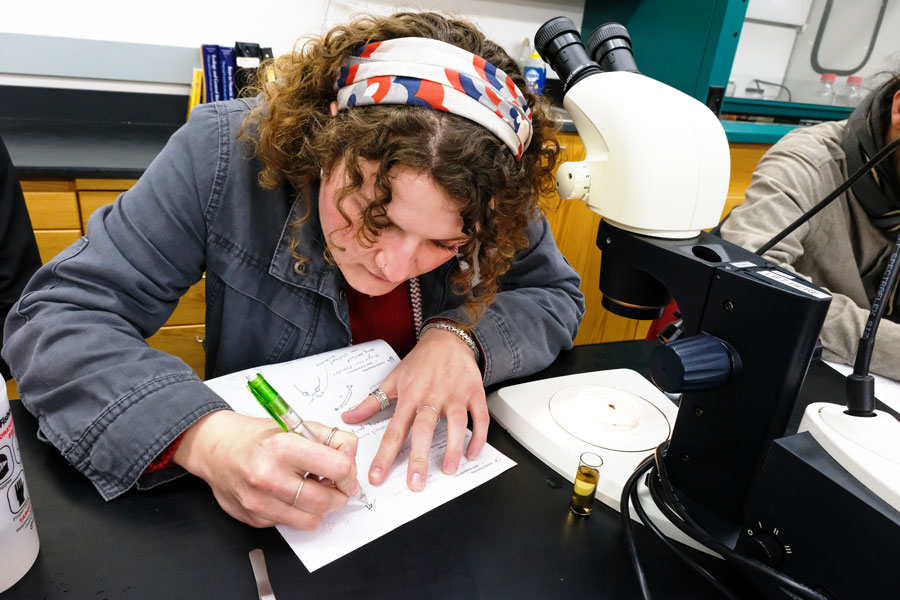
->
xmin=740 ymin=432 xmax=900 ymax=599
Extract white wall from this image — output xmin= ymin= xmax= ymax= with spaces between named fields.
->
xmin=0 ymin=0 xmax=583 ymax=94
xmin=728 ymin=0 xmax=900 ymax=105
xmin=728 ymin=0 xmax=813 ymax=101
xmin=784 ymin=0 xmax=900 ymax=99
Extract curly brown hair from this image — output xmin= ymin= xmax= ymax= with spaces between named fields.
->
xmin=241 ymin=11 xmax=560 ymax=322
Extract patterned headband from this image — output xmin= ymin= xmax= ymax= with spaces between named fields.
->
xmin=335 ymin=37 xmax=533 ymax=161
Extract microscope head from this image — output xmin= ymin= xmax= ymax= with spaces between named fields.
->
xmin=535 ymin=18 xmax=730 ymax=240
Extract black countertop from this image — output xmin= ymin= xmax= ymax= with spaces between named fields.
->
xmin=0 ymin=85 xmax=186 ymax=179
xmin=5 ymin=340 xmax=759 ymax=600
xmin=1 ymin=118 xmax=178 ymax=179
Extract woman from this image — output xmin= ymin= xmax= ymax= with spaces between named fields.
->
xmin=720 ymin=73 xmax=900 ymax=380
xmin=2 ymin=12 xmax=584 ymax=531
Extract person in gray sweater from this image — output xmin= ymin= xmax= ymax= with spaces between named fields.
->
xmin=720 ymin=74 xmax=900 ymax=380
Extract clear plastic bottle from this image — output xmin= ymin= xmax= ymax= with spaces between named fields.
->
xmin=0 ymin=386 xmax=40 ymax=593
xmin=519 ymin=37 xmax=531 ymax=70
xmin=812 ymin=73 xmax=836 ymax=105
xmin=834 ymin=76 xmax=865 ymax=108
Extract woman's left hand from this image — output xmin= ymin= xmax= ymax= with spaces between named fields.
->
xmin=341 ymin=326 xmax=487 ymax=491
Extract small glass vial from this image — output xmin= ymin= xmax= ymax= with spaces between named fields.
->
xmin=569 ymin=452 xmax=603 ymax=517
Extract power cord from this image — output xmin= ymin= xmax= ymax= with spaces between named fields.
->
xmin=753 ymin=79 xmax=792 ymax=102
xmin=621 ymin=442 xmax=831 ymax=600
xmin=846 ymin=227 xmax=900 ymax=415
xmin=621 ymin=455 xmax=654 ymax=599
xmin=628 ymin=469 xmax=739 ymax=599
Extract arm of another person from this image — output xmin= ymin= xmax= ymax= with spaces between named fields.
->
xmin=0 ymin=137 xmax=42 ymax=381
xmin=719 ymin=138 xmax=900 ymax=380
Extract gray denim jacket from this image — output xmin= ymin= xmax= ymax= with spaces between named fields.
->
xmin=3 ymin=99 xmax=584 ymax=501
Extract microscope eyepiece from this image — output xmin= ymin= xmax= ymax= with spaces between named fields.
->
xmin=587 ymin=23 xmax=640 ymax=74
xmin=534 ymin=16 xmax=603 ymax=93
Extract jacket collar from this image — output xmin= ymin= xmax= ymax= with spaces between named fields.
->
xmin=268 ymin=184 xmax=345 ymax=303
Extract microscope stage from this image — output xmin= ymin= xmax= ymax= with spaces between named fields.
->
xmin=487 ymin=369 xmax=674 ymax=509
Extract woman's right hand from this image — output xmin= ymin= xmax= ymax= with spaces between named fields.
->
xmin=172 ymin=410 xmax=361 ymax=530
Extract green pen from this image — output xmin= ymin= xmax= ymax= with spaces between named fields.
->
xmin=246 ymin=372 xmax=373 ymax=510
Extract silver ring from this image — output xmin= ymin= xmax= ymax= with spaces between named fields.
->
xmin=373 ymin=388 xmax=390 ymax=411
xmin=292 ymin=478 xmax=305 ymax=508
xmin=323 ymin=426 xmax=339 ymax=447
xmin=415 ymin=404 xmax=440 ymax=419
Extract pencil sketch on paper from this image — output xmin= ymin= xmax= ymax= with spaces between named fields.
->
xmin=203 ymin=339 xmax=516 ymax=573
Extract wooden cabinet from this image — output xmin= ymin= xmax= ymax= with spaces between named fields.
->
xmin=725 ymin=143 xmax=770 ymax=218
xmin=7 ymin=178 xmax=207 ymax=400
xmin=146 ymin=324 xmax=206 ymax=378
xmin=542 ymin=134 xmax=770 ymax=346
xmin=21 ymin=180 xmax=82 ymax=264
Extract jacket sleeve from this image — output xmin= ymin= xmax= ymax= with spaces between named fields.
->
xmin=1 ymin=104 xmax=231 ymax=500
xmin=437 ymin=215 xmax=585 ymax=387
xmin=0 ymin=137 xmax=43 ymax=381
xmin=719 ymin=136 xmax=900 ymax=381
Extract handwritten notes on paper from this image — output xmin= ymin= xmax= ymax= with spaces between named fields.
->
xmin=204 ymin=340 xmax=516 ymax=572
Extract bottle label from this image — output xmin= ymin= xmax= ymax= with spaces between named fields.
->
xmin=0 ymin=406 xmax=36 ymax=536
xmin=523 ymin=66 xmax=546 ymax=95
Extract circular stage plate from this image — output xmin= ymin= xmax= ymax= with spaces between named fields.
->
xmin=548 ymin=384 xmax=671 ymax=452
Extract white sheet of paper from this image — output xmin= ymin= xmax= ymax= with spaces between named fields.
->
xmin=204 ymin=340 xmax=516 ymax=572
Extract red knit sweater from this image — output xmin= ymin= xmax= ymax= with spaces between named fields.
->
xmin=346 ymin=282 xmax=417 ymax=358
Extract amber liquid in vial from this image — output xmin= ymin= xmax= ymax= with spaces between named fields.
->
xmin=569 ymin=465 xmax=600 ymax=516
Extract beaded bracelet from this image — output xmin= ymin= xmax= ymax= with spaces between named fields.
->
xmin=419 ymin=321 xmax=481 ymax=364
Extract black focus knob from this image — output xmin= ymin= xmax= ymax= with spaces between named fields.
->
xmin=650 ymin=333 xmax=739 ymax=393
xmin=745 ymin=531 xmax=785 ymax=567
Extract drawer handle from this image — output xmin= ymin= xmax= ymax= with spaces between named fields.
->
xmin=195 ymin=336 xmax=205 ymax=344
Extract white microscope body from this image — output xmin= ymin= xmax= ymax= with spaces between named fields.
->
xmin=556 ymin=70 xmax=730 ymax=238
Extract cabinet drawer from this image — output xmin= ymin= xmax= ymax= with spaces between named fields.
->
xmin=146 ymin=325 xmax=206 ymax=378
xmin=78 ymin=191 xmax=121 ymax=231
xmin=75 ymin=178 xmax=138 ymax=191
xmin=728 ymin=143 xmax=770 ymax=198
xmin=34 ymin=230 xmax=82 ymax=264
xmin=168 ymin=280 xmax=206 ymax=326
xmin=24 ymin=192 xmax=80 ymax=229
